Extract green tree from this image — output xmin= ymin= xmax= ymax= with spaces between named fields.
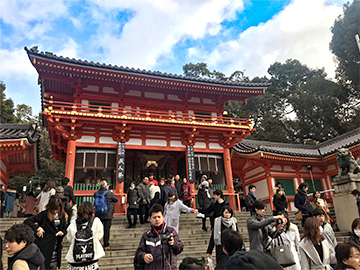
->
xmin=15 ymin=104 xmax=37 ymax=124
xmin=330 ymin=0 xmax=360 ymax=99
xmin=0 ymin=82 xmax=15 ymax=123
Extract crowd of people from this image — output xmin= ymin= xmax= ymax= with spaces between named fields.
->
xmin=2 ymin=175 xmax=360 ymax=270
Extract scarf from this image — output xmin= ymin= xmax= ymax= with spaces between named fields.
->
xmin=151 ymin=222 xmax=165 ymax=235
xmin=249 ymin=191 xmax=257 ymax=200
xmin=213 ymin=217 xmax=237 ymax=246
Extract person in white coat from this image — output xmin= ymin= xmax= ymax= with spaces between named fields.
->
xmin=164 ymin=191 xmax=198 ymax=233
xmin=37 ymin=180 xmax=56 ymax=212
xmin=273 ymin=211 xmax=301 ymax=270
xmin=65 ymin=201 xmax=105 ymax=270
xmin=299 ymin=217 xmax=336 ymax=270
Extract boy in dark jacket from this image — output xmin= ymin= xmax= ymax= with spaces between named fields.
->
xmin=5 ymin=223 xmax=45 ymax=270
xmin=127 ymin=181 xmax=141 ymax=228
xmin=135 ymin=204 xmax=184 ymax=270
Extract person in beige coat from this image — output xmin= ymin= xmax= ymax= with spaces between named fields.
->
xmin=299 ymin=217 xmax=336 ymax=270
xmin=311 ymin=191 xmax=330 ymax=224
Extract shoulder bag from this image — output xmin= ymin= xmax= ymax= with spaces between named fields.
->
xmin=269 ymin=234 xmax=296 ymax=267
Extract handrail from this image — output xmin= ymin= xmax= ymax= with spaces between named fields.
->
xmin=43 ymin=99 xmax=252 ymax=127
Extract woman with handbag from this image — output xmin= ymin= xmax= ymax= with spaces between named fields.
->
xmin=311 ymin=191 xmax=331 ymax=224
xmin=24 ymin=195 xmax=67 ymax=270
xmin=206 ymin=205 xmax=238 ymax=267
xmin=273 ymin=211 xmax=301 ymax=270
xmin=299 ymin=217 xmax=336 ymax=270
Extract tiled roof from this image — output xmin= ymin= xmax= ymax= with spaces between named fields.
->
xmin=25 ymin=46 xmax=270 ymax=88
xmin=0 ymin=123 xmax=41 ymax=144
xmin=233 ymin=127 xmax=360 ymax=158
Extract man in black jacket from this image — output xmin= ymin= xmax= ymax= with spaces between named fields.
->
xmin=138 ymin=177 xmax=151 ymax=224
xmin=294 ymin=182 xmax=313 ymax=227
xmin=94 ymin=180 xmax=118 ymax=251
xmin=5 ymin=223 xmax=45 ymax=269
xmin=61 ymin=177 xmax=76 ymax=225
xmin=245 ymin=184 xmax=257 ymax=215
xmin=127 ymin=181 xmax=140 ymax=228
xmin=174 ymin=174 xmax=182 ymax=198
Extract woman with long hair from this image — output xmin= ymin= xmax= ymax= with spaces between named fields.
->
xmin=311 ymin=190 xmax=330 ymax=223
xmin=24 ymin=195 xmax=67 ymax=270
xmin=350 ymin=218 xmax=360 ymax=246
xmin=336 ymin=240 xmax=360 ymax=270
xmin=273 ymin=188 xmax=288 ymax=215
xmin=65 ymin=201 xmax=105 ymax=270
xmin=164 ymin=191 xmax=197 ymax=233
xmin=299 ymin=217 xmax=336 ymax=269
xmin=206 ymin=205 xmax=238 ymax=266
xmin=37 ymin=180 xmax=56 ymax=212
xmin=274 ymin=211 xmax=301 ymax=270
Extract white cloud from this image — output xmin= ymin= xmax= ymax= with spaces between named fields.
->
xmin=0 ymin=0 xmax=67 ymax=27
xmin=0 ymin=48 xmax=37 ymax=79
xmin=87 ymin=0 xmax=245 ymax=69
xmin=204 ymin=0 xmax=346 ymax=79
xmin=56 ymin=38 xmax=79 ymax=59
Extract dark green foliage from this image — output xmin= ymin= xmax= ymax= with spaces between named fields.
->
xmin=330 ymin=0 xmax=360 ymax=99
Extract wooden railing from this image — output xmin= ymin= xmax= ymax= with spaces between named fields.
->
xmin=43 ymin=99 xmax=252 ymax=128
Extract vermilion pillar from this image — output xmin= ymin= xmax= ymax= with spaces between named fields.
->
xmin=224 ymin=148 xmax=236 ymax=210
xmin=65 ymin=140 xmax=76 ymax=187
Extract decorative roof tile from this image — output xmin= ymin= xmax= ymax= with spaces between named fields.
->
xmin=0 ymin=123 xmax=40 ymax=144
xmin=25 ymin=46 xmax=270 ymax=88
xmin=233 ymin=127 xmax=360 ymax=158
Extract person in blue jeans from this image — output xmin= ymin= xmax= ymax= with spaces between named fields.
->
xmin=94 ymin=180 xmax=118 ymax=251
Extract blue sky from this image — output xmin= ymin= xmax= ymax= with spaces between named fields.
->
xmin=0 ymin=0 xmax=348 ymax=115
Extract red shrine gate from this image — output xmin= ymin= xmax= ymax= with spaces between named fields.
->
xmin=26 ymin=46 xmax=270 ymax=214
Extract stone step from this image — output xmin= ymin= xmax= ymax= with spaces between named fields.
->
xmin=0 ymin=208 xmax=349 ymax=270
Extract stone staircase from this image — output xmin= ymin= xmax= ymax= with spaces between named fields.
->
xmin=1 ymin=210 xmax=350 ymax=269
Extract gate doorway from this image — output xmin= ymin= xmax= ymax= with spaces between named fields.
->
xmin=124 ymin=149 xmax=186 ymax=190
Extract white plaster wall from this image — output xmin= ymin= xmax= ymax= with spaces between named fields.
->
xmin=326 ymin=164 xmax=337 ymax=172
xmin=194 ymin=142 xmax=206 ymax=148
xmin=203 ymin=98 xmax=215 ymax=104
xmin=103 ymin=87 xmax=117 ymax=94
xmin=146 ymin=139 xmax=167 ymax=147
xmin=245 ymin=179 xmax=268 ymax=199
xmin=209 ymin=143 xmax=223 ymax=149
xmin=272 ymin=165 xmax=282 ymax=171
xmin=170 ymin=141 xmax=183 ymax=147
xmin=99 ymin=137 xmax=116 ymax=144
xmin=125 ymin=90 xmax=141 ymax=97
xmin=76 ymin=136 xmax=96 ymax=143
xmin=168 ymin=94 xmax=181 ymax=101
xmin=188 ymin=97 xmax=200 ymax=103
xmin=127 ymin=139 xmax=142 ymax=146
xmin=246 ymin=166 xmax=265 ymax=178
xmin=83 ymin=85 xmax=99 ymax=92
xmin=0 ymin=160 xmax=7 ymax=174
xmin=283 ymin=166 xmax=295 ymax=172
xmin=144 ymin=92 xmax=164 ymax=99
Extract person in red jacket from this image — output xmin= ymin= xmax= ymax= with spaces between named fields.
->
xmin=181 ymin=178 xmax=192 ymax=207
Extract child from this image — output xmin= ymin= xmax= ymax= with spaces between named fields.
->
xmin=135 ymin=204 xmax=184 ymax=270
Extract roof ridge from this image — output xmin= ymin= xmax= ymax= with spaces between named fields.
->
xmin=24 ymin=46 xmax=271 ymax=88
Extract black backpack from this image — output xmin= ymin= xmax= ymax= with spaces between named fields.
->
xmin=73 ymin=217 xmax=95 ymax=263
